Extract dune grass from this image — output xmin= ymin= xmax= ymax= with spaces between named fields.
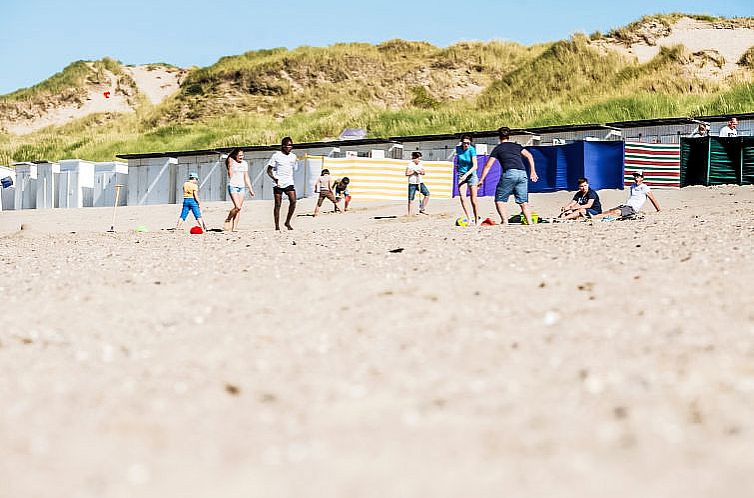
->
xmin=1 ymin=16 xmax=753 ymax=164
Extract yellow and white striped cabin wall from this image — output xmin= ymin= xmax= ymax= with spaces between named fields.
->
xmin=308 ymin=156 xmax=454 ymax=200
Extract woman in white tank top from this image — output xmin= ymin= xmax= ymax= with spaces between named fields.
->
xmin=224 ymin=148 xmax=255 ymax=231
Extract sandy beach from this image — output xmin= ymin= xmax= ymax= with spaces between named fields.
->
xmin=1 ymin=186 xmax=753 ymax=498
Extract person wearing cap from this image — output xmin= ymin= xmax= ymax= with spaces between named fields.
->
xmin=593 ymin=170 xmax=660 ymax=220
xmin=176 ymin=172 xmax=207 ymax=231
xmin=719 ymin=117 xmax=738 ymax=137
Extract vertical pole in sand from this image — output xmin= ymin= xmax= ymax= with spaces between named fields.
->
xmin=108 ymin=184 xmax=124 ymax=232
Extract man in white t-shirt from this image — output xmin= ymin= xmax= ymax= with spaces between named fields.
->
xmin=266 ymin=137 xmax=298 ymax=230
xmin=593 ymin=171 xmax=661 ymax=220
xmin=719 ymin=117 xmax=738 ymax=137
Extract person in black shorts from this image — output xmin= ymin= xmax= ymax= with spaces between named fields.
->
xmin=266 ymin=137 xmax=298 ymax=230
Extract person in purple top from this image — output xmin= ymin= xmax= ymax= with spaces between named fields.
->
xmin=478 ymin=126 xmax=539 ymax=225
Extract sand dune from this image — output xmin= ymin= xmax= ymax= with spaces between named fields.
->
xmin=1 ymin=186 xmax=753 ymax=498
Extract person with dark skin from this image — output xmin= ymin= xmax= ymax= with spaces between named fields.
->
xmin=266 ymin=137 xmax=298 ymax=230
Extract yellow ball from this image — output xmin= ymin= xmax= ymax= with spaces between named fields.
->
xmin=455 ymin=217 xmax=469 ymax=227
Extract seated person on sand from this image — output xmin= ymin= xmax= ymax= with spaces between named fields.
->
xmin=558 ymin=177 xmax=602 ymax=220
xmin=593 ymin=170 xmax=661 ymax=220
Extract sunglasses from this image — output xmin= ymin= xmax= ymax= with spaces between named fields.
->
xmin=461 ymin=142 xmax=471 ymax=146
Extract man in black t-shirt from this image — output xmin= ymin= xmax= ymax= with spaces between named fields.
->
xmin=478 ymin=126 xmax=539 ymax=225
xmin=558 ymin=177 xmax=602 ymax=220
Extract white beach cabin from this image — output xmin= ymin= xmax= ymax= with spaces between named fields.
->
xmin=57 ymin=159 xmax=95 ymax=208
xmin=0 ymin=165 xmax=16 ymax=211
xmin=92 ymin=161 xmax=128 ymax=207
xmin=127 ymin=157 xmax=178 ymax=205
xmin=13 ymin=163 xmax=37 ymax=210
xmin=35 ymin=161 xmax=60 ymax=209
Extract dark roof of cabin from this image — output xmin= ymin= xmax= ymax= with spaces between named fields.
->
xmin=116 ymin=114 xmax=754 ymax=159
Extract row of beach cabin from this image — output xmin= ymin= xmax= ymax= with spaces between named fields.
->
xmin=2 ymin=114 xmax=753 ymax=211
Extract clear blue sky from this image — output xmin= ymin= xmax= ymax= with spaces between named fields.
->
xmin=1 ymin=0 xmax=751 ymax=95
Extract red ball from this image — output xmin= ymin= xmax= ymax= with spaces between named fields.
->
xmin=189 ymin=226 xmax=203 ymax=235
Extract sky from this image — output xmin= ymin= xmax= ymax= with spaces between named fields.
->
xmin=0 ymin=0 xmax=752 ymax=94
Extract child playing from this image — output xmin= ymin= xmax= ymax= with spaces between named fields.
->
xmin=334 ymin=177 xmax=351 ymax=212
xmin=406 ymin=151 xmax=430 ymax=216
xmin=176 ymin=172 xmax=207 ymax=231
xmin=313 ymin=169 xmax=340 ymax=216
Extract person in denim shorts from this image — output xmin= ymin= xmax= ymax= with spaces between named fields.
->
xmin=223 ymin=148 xmax=255 ymax=231
xmin=406 ymin=151 xmax=430 ymax=216
xmin=478 ymin=126 xmax=539 ymax=225
xmin=455 ymin=134 xmax=480 ymax=224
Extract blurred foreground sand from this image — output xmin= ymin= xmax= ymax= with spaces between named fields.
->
xmin=1 ymin=186 xmax=753 ymax=498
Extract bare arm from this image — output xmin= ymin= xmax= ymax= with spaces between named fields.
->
xmin=478 ymin=156 xmax=496 ymax=184
xmin=405 ymin=167 xmax=413 ymax=177
xmin=458 ymin=156 xmax=478 ymax=184
xmin=244 ymin=171 xmax=255 ymax=197
xmin=266 ymin=164 xmax=277 ymax=183
xmin=647 ymin=191 xmax=661 ymax=212
xmin=522 ymin=149 xmax=538 ymax=182
xmin=563 ymin=199 xmax=578 ymax=211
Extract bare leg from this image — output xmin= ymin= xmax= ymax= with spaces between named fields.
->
xmin=407 ymin=199 xmax=413 ymax=216
xmin=225 ymin=192 xmax=243 ymax=231
xmin=495 ymin=201 xmax=508 ymax=224
xmin=176 ymin=219 xmax=184 ymax=229
xmin=284 ymin=190 xmax=296 ymax=230
xmin=232 ymin=193 xmax=245 ymax=231
xmin=562 ymin=208 xmax=587 ymax=220
xmin=591 ymin=208 xmax=621 ymax=220
xmin=458 ymin=183 xmax=471 ymax=221
xmin=520 ymin=202 xmax=533 ymax=225
xmin=273 ymin=191 xmax=282 ymax=230
xmin=344 ymin=196 xmax=351 ymax=212
xmin=420 ymin=195 xmax=429 ymax=213
xmin=469 ymin=184 xmax=479 ymax=222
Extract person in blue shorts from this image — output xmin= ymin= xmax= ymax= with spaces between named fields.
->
xmin=478 ymin=126 xmax=539 ymax=225
xmin=455 ymin=134 xmax=480 ymax=224
xmin=176 ymin=172 xmax=207 ymax=231
xmin=558 ymin=177 xmax=602 ymax=220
